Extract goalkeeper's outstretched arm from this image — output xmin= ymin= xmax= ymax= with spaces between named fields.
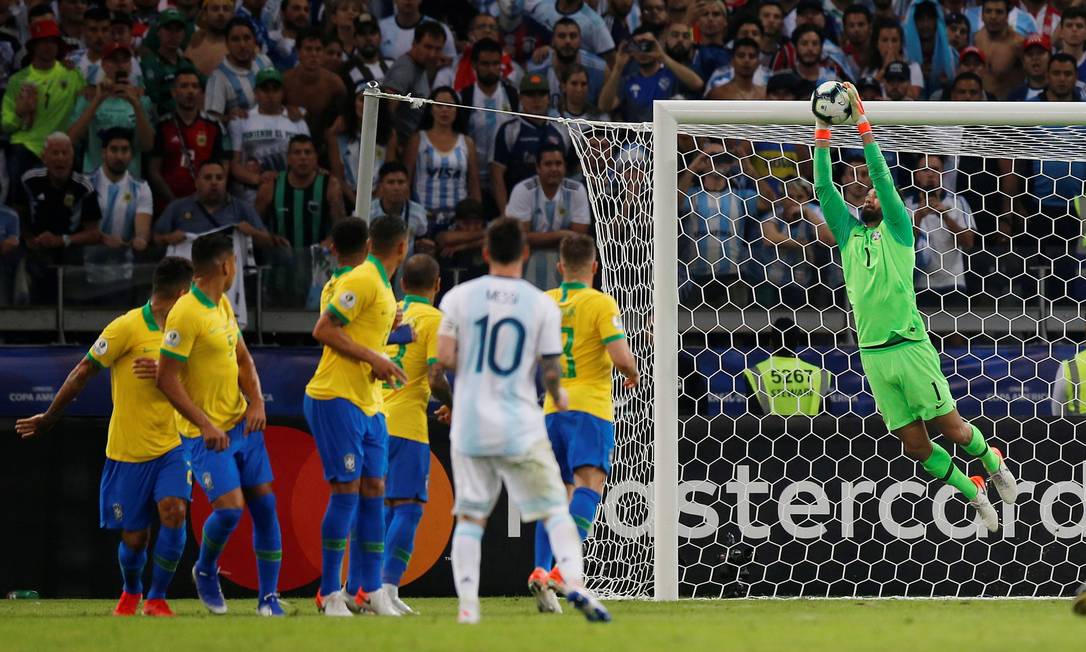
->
xmin=812 ymin=100 xmax=855 ymax=247
xmin=846 ymin=83 xmax=912 ymax=244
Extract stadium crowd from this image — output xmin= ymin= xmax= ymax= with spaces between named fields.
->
xmin=0 ymin=0 xmax=1082 ymax=311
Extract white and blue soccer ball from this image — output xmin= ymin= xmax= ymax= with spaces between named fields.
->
xmin=811 ymin=81 xmax=852 ymax=125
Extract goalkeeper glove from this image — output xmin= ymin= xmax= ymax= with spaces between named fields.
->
xmin=843 ymin=82 xmax=868 ymax=126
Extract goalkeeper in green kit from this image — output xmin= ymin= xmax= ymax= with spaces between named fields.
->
xmin=812 ymin=83 xmax=1017 ymax=532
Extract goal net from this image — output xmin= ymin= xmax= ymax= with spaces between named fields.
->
xmin=565 ymin=102 xmax=1086 ymax=599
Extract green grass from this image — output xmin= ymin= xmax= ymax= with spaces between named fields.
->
xmin=0 ymin=598 xmax=1082 ymax=652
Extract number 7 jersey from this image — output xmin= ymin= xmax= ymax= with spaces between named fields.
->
xmin=438 ymin=274 xmax=563 ymax=457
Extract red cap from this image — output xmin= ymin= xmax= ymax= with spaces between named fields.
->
xmin=29 ymin=19 xmax=62 ymax=42
xmin=102 ymin=41 xmax=134 ymax=60
xmin=960 ymin=45 xmax=986 ymax=63
xmin=1022 ymin=33 xmax=1051 ymax=52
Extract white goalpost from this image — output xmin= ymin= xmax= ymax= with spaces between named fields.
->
xmin=358 ymin=90 xmax=1086 ymax=601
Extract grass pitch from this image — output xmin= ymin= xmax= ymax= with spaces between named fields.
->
xmin=0 ymin=598 xmax=1080 ymax=652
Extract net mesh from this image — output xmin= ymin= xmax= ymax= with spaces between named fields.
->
xmin=567 ymin=118 xmax=1086 ymax=599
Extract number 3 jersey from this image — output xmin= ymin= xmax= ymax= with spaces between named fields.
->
xmin=438 ymin=274 xmax=563 ymax=457
xmin=542 ymin=282 xmax=625 ymax=421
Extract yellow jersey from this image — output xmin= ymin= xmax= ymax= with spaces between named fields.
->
xmin=382 ymin=295 xmax=442 ymax=443
xmin=542 ymin=282 xmax=626 ymax=421
xmin=305 ymin=255 xmax=398 ymax=416
xmin=87 ymin=303 xmax=180 ymax=462
xmin=320 ymin=265 xmax=352 ymax=312
xmin=160 ymin=284 xmax=247 ymax=437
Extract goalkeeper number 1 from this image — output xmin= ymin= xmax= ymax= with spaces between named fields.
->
xmin=811 ymin=82 xmax=1018 ymax=531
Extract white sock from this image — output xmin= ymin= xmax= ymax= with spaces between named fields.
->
xmin=451 ymin=521 xmax=484 ymax=604
xmin=545 ymin=513 xmax=585 ymax=590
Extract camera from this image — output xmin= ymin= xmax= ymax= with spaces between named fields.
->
xmin=629 ymin=40 xmax=655 ymax=53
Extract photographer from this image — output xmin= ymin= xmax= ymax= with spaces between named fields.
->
xmin=598 ymin=26 xmax=703 ymax=123
xmin=66 ymin=41 xmax=155 ymax=176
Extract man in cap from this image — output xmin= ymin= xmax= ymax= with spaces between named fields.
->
xmin=491 ymin=72 xmax=566 ymax=215
xmin=1009 ymin=33 xmax=1052 ymax=101
xmin=2 ymin=19 xmax=85 ymax=198
xmin=67 ymin=40 xmax=155 ymax=176
xmin=857 ymin=75 xmax=883 ymax=101
xmin=141 ymin=8 xmax=199 ymax=116
xmin=883 ymin=61 xmax=913 ymax=101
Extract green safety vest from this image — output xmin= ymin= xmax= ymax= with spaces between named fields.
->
xmin=1074 ymin=196 xmax=1086 ymax=253
xmin=743 ymin=356 xmax=830 ymax=416
xmin=1061 ymin=351 xmax=1086 ymax=415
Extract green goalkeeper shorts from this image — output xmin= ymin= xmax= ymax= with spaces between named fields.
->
xmin=858 ymin=338 xmax=955 ymax=431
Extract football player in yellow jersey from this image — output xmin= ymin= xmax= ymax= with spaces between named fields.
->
xmin=529 ymin=234 xmax=639 ymax=612
xmin=155 ymin=233 xmax=283 ymax=617
xmin=379 ymin=254 xmax=453 ymax=615
xmin=305 ymin=215 xmax=409 ymax=617
xmin=16 ymin=258 xmax=194 ymax=617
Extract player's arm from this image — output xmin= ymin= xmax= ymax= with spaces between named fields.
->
xmin=156 ymin=354 xmax=229 ymax=451
xmin=540 ymin=354 xmax=568 ymax=410
xmin=311 ymin=310 xmax=408 ymax=385
xmin=845 ymin=82 xmax=911 ymax=244
xmin=427 ymin=361 xmax=453 ymax=407
xmin=235 ymin=335 xmax=267 ymax=435
xmin=597 ymin=295 xmax=638 ymax=388
xmin=606 ymin=339 xmax=639 ymax=389
xmin=811 ymin=104 xmax=855 ymax=248
xmin=15 ymin=357 xmax=99 ymax=438
xmin=436 ymin=334 xmax=457 ymax=370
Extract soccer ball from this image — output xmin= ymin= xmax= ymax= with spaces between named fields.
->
xmin=811 ymin=81 xmax=852 ymax=125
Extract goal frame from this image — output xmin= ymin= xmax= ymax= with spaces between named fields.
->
xmin=650 ymin=100 xmax=1086 ymax=601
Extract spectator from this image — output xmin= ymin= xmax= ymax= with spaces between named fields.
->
xmin=66 ymin=41 xmax=155 ymax=177
xmin=2 ymin=20 xmax=85 ymax=199
xmin=842 ymin=4 xmax=873 ymax=77
xmin=957 ymin=45 xmax=988 ymax=80
xmin=903 ymin=0 xmax=956 ymax=96
xmin=864 ymin=19 xmax=922 ymax=99
xmin=707 ymin=38 xmax=765 ymax=99
xmin=1056 ymin=6 xmax=1086 ymax=83
xmin=140 ymin=9 xmax=198 ymax=117
xmin=322 ymin=36 xmax=345 ymax=73
xmin=327 ymin=0 xmax=363 ymax=58
xmin=529 ymin=0 xmax=616 ymax=64
xmin=599 ymin=27 xmax=704 ymax=123
xmin=277 ymin=0 xmax=311 ymax=69
xmin=857 ymin=74 xmax=883 ymax=101
xmin=185 ymin=0 xmax=233 ymax=76
xmin=20 ymin=133 xmax=102 ymax=302
xmin=765 ymin=70 xmax=804 ymax=101
xmin=505 ymin=143 xmax=590 ymax=288
xmin=256 ymin=134 xmax=344 ymax=305
xmin=204 ymin=17 xmax=274 ymax=121
xmin=757 ymin=179 xmax=827 ymax=307
xmin=370 ymin=160 xmax=429 ymax=257
xmin=0 ymin=197 xmax=17 ymax=305
xmin=434 ymin=12 xmax=522 ymax=91
xmin=556 ymin=64 xmax=604 ymax=121
xmin=704 ymin=20 xmax=771 ymax=93
xmin=69 ymin=7 xmax=109 ymax=85
xmin=0 ymin=6 xmax=18 ymax=96
xmin=378 ymin=0 xmax=455 ymax=62
xmin=229 ymin=67 xmax=309 ymax=205
xmin=436 ymin=197 xmax=487 ymax=285
xmin=758 ymin=0 xmax=792 ymax=71
xmin=342 ymin=16 xmax=392 ymax=86
xmin=148 ymin=68 xmax=227 ymax=211
xmin=235 ymin=0 xmax=279 ymax=63
xmin=789 ymin=25 xmax=841 ymax=87
xmin=1010 ymin=33 xmax=1052 ymax=101
xmin=141 ymin=0 xmax=198 ymax=58
xmin=907 ymin=153 xmax=975 ymax=306
xmin=490 ymin=72 xmax=565 ymax=215
xmin=974 ymin=0 xmax=1024 ymax=99
xmin=383 ymin=20 xmax=446 ymax=141
xmin=792 ymin=0 xmax=854 ymax=79
xmin=691 ymin=1 xmax=730 ymax=83
xmin=57 ymin=0 xmax=85 ymax=48
xmin=883 ymin=61 xmax=913 ymax=101
xmin=83 ymin=127 xmax=152 ymax=286
xmin=677 ymin=139 xmax=757 ymax=308
xmin=946 ymin=12 xmax=971 ymax=53
xmin=1032 ymin=52 xmax=1084 ymax=101
xmin=154 ymin=159 xmax=272 ymax=248
xmin=947 ymin=70 xmax=987 ymax=101
xmin=459 ymin=38 xmax=519 ymax=208
xmin=327 ymin=85 xmax=396 ymax=207
xmin=107 ymin=13 xmax=143 ymax=86
xmin=601 ymin=0 xmax=636 ymax=47
xmin=1022 ymin=0 xmax=1061 ymax=39
xmin=402 ymin=86 xmax=481 ymax=236
xmin=639 ymin=0 xmax=668 ymax=37
xmin=283 ymin=30 xmax=347 ymax=143
xmin=526 ymin=17 xmax=606 ymax=107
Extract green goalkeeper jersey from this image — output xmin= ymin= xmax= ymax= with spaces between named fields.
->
xmin=813 ymin=142 xmax=927 ymax=349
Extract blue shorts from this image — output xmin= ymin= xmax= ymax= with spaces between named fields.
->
xmin=304 ymin=396 xmax=389 ymax=482
xmin=545 ymin=411 xmax=615 ymax=485
xmin=99 ymin=445 xmax=191 ymax=531
xmin=386 ymin=436 xmax=431 ymax=502
xmin=182 ymin=422 xmax=274 ymax=503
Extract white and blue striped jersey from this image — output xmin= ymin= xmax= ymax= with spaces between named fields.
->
xmin=438 ymin=274 xmax=563 ymax=457
xmin=524 ymin=0 xmax=615 ymax=56
xmin=505 ymin=176 xmax=590 ymax=233
xmin=413 ymin=131 xmax=470 ymax=215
